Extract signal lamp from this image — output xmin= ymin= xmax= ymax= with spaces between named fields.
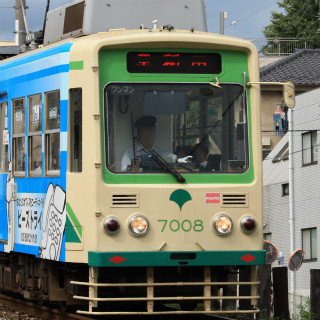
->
xmin=213 ymin=214 xmax=233 ymax=235
xmin=128 ymin=215 xmax=149 ymax=236
xmin=240 ymin=216 xmax=256 ymax=233
xmin=103 ymin=217 xmax=120 ymax=235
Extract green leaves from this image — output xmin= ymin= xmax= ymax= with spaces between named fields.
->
xmin=263 ymin=0 xmax=320 ymax=48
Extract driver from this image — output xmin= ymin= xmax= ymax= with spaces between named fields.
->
xmin=121 ymin=116 xmax=191 ymax=171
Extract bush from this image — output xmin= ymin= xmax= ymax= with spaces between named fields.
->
xmin=291 ymin=298 xmax=315 ymax=320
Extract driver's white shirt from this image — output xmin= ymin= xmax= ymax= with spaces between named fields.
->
xmin=121 ymin=144 xmax=177 ymax=171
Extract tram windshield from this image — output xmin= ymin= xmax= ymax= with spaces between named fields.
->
xmin=105 ymin=83 xmax=249 ymax=174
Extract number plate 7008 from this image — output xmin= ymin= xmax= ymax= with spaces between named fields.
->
xmin=157 ymin=219 xmax=204 ymax=232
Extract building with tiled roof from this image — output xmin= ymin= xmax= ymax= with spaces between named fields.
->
xmin=261 ymin=49 xmax=320 ymax=89
xmin=260 ymin=49 xmax=320 ymax=157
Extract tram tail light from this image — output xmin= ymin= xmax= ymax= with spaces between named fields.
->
xmin=103 ymin=217 xmax=120 ymax=235
xmin=213 ymin=214 xmax=233 ymax=235
xmin=240 ymin=216 xmax=256 ymax=233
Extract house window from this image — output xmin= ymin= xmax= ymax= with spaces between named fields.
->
xmin=282 ymin=183 xmax=289 ymax=196
xmin=0 ymin=102 xmax=9 ymax=173
xmin=45 ymin=90 xmax=60 ymax=176
xmin=302 ymin=131 xmax=317 ymax=166
xmin=28 ymin=94 xmax=42 ymax=176
xmin=12 ymin=97 xmax=25 ymax=176
xmin=302 ymin=228 xmax=317 ymax=261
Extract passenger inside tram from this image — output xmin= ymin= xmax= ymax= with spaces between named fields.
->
xmin=105 ymin=83 xmax=248 ymax=174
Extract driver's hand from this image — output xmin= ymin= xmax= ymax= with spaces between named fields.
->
xmin=177 ymin=156 xmax=193 ymax=163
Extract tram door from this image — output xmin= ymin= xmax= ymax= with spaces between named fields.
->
xmin=0 ymin=101 xmax=12 ymax=252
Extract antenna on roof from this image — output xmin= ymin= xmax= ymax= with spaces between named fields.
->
xmin=14 ymin=0 xmax=49 ymax=52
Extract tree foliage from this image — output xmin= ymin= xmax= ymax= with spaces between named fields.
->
xmin=263 ymin=0 xmax=320 ymax=48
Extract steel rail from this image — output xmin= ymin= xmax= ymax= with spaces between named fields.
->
xmin=0 ymin=293 xmax=94 ymax=320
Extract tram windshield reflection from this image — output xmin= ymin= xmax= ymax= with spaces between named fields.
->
xmin=104 ymin=83 xmax=249 ymax=174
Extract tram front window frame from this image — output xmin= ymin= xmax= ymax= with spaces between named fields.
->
xmin=104 ymin=82 xmax=249 ymax=176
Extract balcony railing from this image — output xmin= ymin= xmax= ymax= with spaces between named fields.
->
xmin=246 ymin=38 xmax=311 ymax=56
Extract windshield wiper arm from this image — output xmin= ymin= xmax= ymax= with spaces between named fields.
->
xmin=134 ymin=137 xmax=185 ymax=183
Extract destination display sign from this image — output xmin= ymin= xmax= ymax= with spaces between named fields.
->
xmin=127 ymin=52 xmax=222 ymax=74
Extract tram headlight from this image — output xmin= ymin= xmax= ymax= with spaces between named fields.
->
xmin=240 ymin=216 xmax=256 ymax=233
xmin=128 ymin=214 xmax=149 ymax=236
xmin=213 ymin=214 xmax=233 ymax=235
xmin=103 ymin=216 xmax=120 ymax=235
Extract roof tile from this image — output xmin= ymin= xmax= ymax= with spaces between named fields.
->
xmin=260 ymin=49 xmax=320 ymax=85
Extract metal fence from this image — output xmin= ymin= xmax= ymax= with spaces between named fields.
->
xmin=246 ymin=38 xmax=311 ymax=56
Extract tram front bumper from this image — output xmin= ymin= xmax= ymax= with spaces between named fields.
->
xmin=88 ymin=250 xmax=266 ymax=267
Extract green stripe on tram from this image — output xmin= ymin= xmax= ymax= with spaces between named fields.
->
xmin=69 ymin=61 xmax=84 ymax=70
xmin=66 ymin=202 xmax=82 ymax=243
xmin=66 ymin=215 xmax=81 ymax=243
xmin=88 ymin=250 xmax=266 ymax=267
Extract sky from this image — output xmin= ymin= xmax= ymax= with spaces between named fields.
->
xmin=0 ymin=0 xmax=283 ymax=42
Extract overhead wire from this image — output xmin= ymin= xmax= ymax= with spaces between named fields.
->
xmin=262 ymin=117 xmax=320 ymax=128
xmin=222 ymin=3 xmax=278 ymax=31
xmin=259 ymin=0 xmax=315 ymax=53
xmin=262 ymin=116 xmax=320 ymax=127
xmin=262 ymin=129 xmax=320 ymax=133
xmin=260 ymin=101 xmax=320 ymax=161
xmin=273 ymin=0 xmax=314 ymax=38
xmin=263 ymin=139 xmax=320 ymax=162
xmin=260 ymin=102 xmax=320 ymax=127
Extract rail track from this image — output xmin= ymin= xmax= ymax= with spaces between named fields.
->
xmin=0 ymin=293 xmax=94 ymax=320
xmin=0 ymin=292 xmax=241 ymax=320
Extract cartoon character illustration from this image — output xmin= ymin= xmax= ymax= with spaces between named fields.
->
xmin=4 ymin=163 xmax=15 ymax=253
xmin=39 ymin=183 xmax=66 ymax=261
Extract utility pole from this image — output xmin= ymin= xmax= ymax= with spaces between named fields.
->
xmin=220 ymin=12 xmax=227 ymax=35
xmin=288 ymin=108 xmax=295 ymax=312
xmin=15 ymin=0 xmax=28 ymax=46
xmin=317 ymin=0 xmax=320 ymax=34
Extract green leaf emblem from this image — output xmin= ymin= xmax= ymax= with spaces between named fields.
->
xmin=170 ymin=189 xmax=192 ymax=211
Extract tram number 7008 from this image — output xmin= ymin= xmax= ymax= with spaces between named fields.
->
xmin=157 ymin=219 xmax=204 ymax=232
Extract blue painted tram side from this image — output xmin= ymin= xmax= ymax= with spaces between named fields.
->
xmin=0 ymin=42 xmax=74 ymax=261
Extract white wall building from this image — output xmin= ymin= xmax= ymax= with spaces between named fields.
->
xmin=263 ymin=87 xmax=320 ymax=306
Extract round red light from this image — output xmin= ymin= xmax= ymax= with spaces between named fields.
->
xmin=104 ymin=217 xmax=120 ymax=235
xmin=243 ymin=218 xmax=255 ymax=231
xmin=107 ymin=219 xmax=119 ymax=232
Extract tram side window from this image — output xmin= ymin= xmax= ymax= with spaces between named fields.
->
xmin=28 ymin=94 xmax=42 ymax=176
xmin=0 ymin=102 xmax=9 ymax=173
xmin=69 ymin=88 xmax=82 ymax=172
xmin=12 ymin=98 xmax=25 ymax=176
xmin=45 ymin=90 xmax=60 ymax=176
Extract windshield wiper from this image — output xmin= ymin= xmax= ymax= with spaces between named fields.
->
xmin=134 ymin=137 xmax=185 ymax=183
